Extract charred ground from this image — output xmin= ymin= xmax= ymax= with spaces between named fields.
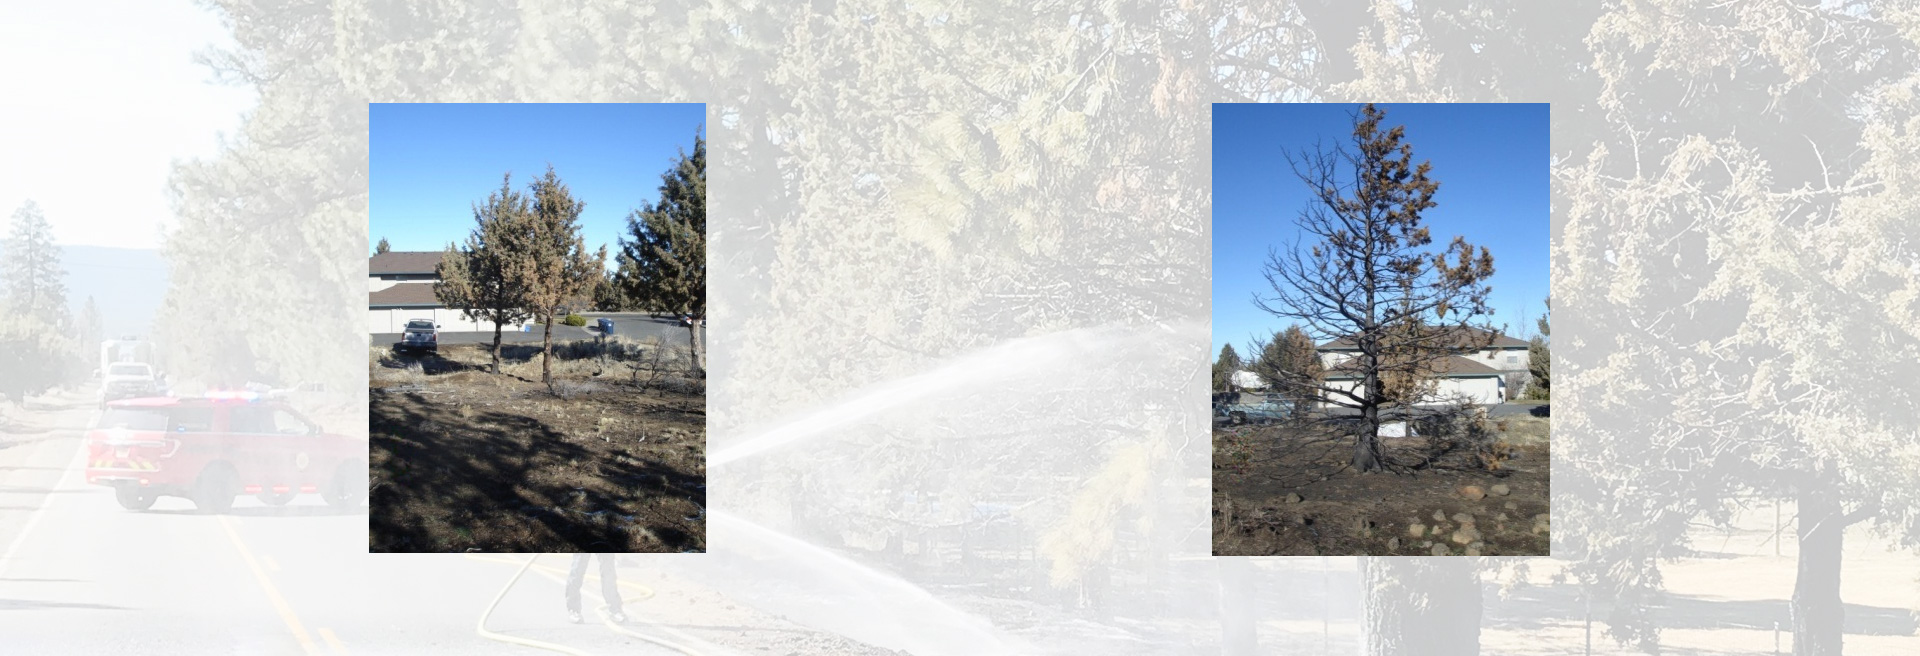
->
xmin=1213 ymin=408 xmax=1550 ymax=556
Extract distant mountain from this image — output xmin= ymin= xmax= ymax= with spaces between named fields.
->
xmin=61 ymin=245 xmax=169 ymax=339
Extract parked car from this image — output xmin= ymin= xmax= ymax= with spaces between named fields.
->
xmin=396 ymin=319 xmax=439 ymax=355
xmin=1216 ymin=399 xmax=1292 ymax=426
xmin=101 ymin=362 xmax=159 ymax=402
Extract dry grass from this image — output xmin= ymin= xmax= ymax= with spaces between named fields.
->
xmin=1497 ymin=415 xmax=1551 ymax=446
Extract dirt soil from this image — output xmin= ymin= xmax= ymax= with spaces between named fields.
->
xmin=1212 ymin=412 xmax=1550 ymax=556
xmin=370 ymin=340 xmax=705 ymax=553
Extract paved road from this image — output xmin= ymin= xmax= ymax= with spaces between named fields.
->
xmin=0 ymin=390 xmax=716 ymax=655
xmin=1487 ymin=402 xmax=1548 ymax=418
xmin=373 ymin=313 xmax=699 ymax=348
xmin=1301 ymin=402 xmax=1549 ymax=420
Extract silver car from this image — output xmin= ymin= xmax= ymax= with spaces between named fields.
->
xmin=397 ymin=319 xmax=439 ymax=354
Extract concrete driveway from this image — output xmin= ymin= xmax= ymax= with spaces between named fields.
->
xmin=1488 ymin=402 xmax=1548 ymax=418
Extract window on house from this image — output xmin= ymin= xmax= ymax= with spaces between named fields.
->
xmin=1507 ymin=354 xmax=1519 ymax=364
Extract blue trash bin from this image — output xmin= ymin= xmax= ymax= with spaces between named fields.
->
xmin=597 ymin=318 xmax=614 ymax=334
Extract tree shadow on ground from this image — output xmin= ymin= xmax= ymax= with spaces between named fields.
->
xmin=369 ymin=387 xmax=704 ymax=553
xmin=1487 ymin=582 xmax=1917 ymax=636
xmin=144 ymin=504 xmax=368 ymax=518
xmin=1529 ymin=404 xmax=1549 ymax=417
xmin=0 ymin=598 xmax=129 ymax=611
xmin=378 ymin=351 xmax=485 ymax=374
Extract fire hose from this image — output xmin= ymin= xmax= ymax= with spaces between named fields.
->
xmin=472 ymin=553 xmax=711 ymax=655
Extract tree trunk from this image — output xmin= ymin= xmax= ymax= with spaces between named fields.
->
xmin=1218 ymin=557 xmax=1258 ymax=655
xmin=490 ymin=320 xmax=504 ymax=374
xmin=1360 ymin=557 xmax=1481 ymax=656
xmin=540 ymin=311 xmax=554 ymax=385
xmin=1792 ymin=486 xmax=1845 ymax=656
xmin=1355 ymin=357 xmax=1385 ymax=472
xmin=1356 ymin=401 xmax=1384 ymax=472
xmin=687 ymin=317 xmax=705 ymax=377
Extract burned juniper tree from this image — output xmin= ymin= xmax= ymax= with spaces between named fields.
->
xmin=1254 ymin=103 xmax=1496 ymax=473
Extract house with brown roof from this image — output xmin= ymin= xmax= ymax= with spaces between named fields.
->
xmin=1317 ymin=327 xmax=1530 ymax=405
xmin=368 ymin=251 xmax=524 ymax=334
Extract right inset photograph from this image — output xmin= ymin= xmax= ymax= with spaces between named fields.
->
xmin=1211 ymin=102 xmax=1550 ymax=557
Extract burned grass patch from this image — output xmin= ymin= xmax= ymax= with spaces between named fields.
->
xmin=1213 ymin=417 xmax=1550 ymax=557
xmin=370 ymin=340 xmax=705 ymax=552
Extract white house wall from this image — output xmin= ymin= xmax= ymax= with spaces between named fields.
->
xmin=369 ymin=308 xmax=519 ymax=333
xmin=1323 ymin=348 xmax=1529 ymax=373
xmin=1445 ymin=377 xmax=1504 ymax=404
xmin=1460 ymin=347 xmax=1529 ymax=373
xmin=1317 ymin=376 xmax=1504 ymax=407
xmin=1230 ymin=370 xmax=1268 ymax=391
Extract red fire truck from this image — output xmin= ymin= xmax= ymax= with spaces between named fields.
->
xmin=84 ymin=393 xmax=366 ymax=512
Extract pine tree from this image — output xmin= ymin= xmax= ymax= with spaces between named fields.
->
xmin=2 ymin=201 xmax=70 ymax=325
xmin=590 ymin=264 xmax=627 ymax=312
xmin=376 ymin=237 xmax=391 ymax=254
xmin=0 ymin=201 xmax=75 ymax=401
xmin=1247 ymin=325 xmax=1324 ymax=418
xmin=1527 ymin=297 xmax=1549 ymax=399
xmin=77 ymin=296 xmax=103 ymax=378
xmin=514 ymin=166 xmax=607 ymax=388
xmin=1210 ymin=343 xmax=1242 ymax=394
xmin=616 ymin=130 xmax=706 ymax=376
xmin=78 ymin=296 xmax=103 ymax=344
xmin=0 ymin=316 xmax=67 ymax=404
xmin=435 ymin=174 xmax=537 ymax=374
xmin=1254 ymin=104 xmax=1497 ymax=473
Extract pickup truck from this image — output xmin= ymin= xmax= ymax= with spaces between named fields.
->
xmin=395 ymin=319 xmax=439 ymax=355
xmin=101 ymin=362 xmax=159 ymax=402
xmin=84 ymin=394 xmax=366 ymax=512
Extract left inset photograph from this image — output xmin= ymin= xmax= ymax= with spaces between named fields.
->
xmin=368 ymin=103 xmax=707 ymax=553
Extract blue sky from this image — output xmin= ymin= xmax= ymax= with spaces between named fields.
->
xmin=1212 ymin=103 xmax=1549 ymax=359
xmin=370 ymin=103 xmax=705 ymax=268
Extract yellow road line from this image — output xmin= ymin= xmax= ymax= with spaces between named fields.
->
xmin=317 ymin=627 xmax=348 ymax=655
xmin=217 ymin=515 xmax=321 ymax=656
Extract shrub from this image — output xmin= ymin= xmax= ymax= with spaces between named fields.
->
xmin=1417 ymin=395 xmax=1505 ymax=469
xmin=562 ymin=314 xmax=587 ymax=327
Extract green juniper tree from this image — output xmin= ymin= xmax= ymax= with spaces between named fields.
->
xmin=616 ymin=131 xmax=706 ymax=376
xmin=435 ymin=175 xmax=537 ymax=374
xmin=513 ymin=166 xmax=607 ymax=388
